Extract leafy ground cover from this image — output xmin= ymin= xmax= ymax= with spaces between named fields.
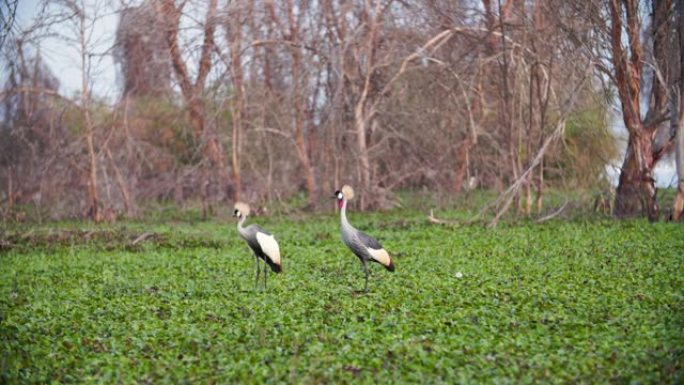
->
xmin=1 ymin=210 xmax=683 ymax=384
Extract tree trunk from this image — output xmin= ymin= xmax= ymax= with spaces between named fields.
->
xmin=79 ymin=10 xmax=100 ymax=222
xmin=453 ymin=139 xmax=474 ymax=194
xmin=354 ymin=102 xmax=372 ymax=210
xmin=6 ymin=166 xmax=14 ymax=210
xmin=614 ymin=133 xmax=659 ymax=220
xmin=535 ymin=157 xmax=544 ymax=214
xmin=609 ymin=0 xmax=664 ymax=221
xmin=228 ymin=3 xmax=244 ymax=202
xmin=231 ymin=110 xmax=242 ymax=203
xmin=673 ymin=94 xmax=684 ymax=221
xmin=287 ymin=0 xmax=317 ymax=208
xmin=105 ymin=147 xmax=134 ymax=217
xmin=672 ymin=0 xmax=684 ymax=221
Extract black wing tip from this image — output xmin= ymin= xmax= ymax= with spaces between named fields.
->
xmin=267 ymin=259 xmax=282 ymax=273
xmin=385 ymin=260 xmax=396 ymax=272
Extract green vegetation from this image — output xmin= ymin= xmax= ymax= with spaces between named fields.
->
xmin=1 ymin=210 xmax=683 ymax=384
xmin=558 ymin=93 xmax=618 ymax=189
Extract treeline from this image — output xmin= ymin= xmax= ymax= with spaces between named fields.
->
xmin=1 ymin=0 xmax=682 ymax=222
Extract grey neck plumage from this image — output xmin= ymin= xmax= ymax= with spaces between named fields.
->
xmin=340 ymin=199 xmax=354 ymax=233
xmin=237 ymin=215 xmax=248 ymax=237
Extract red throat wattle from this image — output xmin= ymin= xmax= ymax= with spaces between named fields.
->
xmin=338 ymin=199 xmax=344 ymax=209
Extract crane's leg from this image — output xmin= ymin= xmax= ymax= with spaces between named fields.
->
xmin=254 ymin=254 xmax=261 ymax=290
xmin=263 ymin=261 xmax=268 ymax=289
xmin=363 ymin=260 xmax=369 ymax=293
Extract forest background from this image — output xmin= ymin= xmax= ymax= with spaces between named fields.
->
xmin=1 ymin=0 xmax=683 ymax=224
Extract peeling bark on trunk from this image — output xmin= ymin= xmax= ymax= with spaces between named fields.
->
xmin=609 ymin=0 xmax=671 ymax=220
xmin=614 ymin=133 xmax=658 ymax=220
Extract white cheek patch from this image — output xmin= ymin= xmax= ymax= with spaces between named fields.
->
xmin=366 ymin=247 xmax=391 ymax=267
xmin=256 ymin=232 xmax=281 ymax=265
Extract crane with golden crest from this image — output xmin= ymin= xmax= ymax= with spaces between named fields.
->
xmin=334 ymin=185 xmax=395 ymax=292
xmin=233 ymin=202 xmax=282 ymax=289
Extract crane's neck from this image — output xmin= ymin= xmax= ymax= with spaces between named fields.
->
xmin=237 ymin=215 xmax=248 ymax=235
xmin=340 ymin=198 xmax=352 ymax=231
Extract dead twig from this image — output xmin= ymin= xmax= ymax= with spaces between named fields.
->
xmin=427 ymin=209 xmax=461 ymax=226
xmin=131 ymin=232 xmax=156 ymax=245
xmin=535 ymin=200 xmax=569 ymax=223
xmin=475 ymin=63 xmax=593 ymax=228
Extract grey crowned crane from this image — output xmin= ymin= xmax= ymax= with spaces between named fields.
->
xmin=233 ymin=202 xmax=282 ymax=289
xmin=334 ymin=185 xmax=395 ymax=292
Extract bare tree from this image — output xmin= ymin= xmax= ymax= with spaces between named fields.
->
xmin=225 ymin=0 xmax=246 ymax=202
xmin=239 ymin=1 xmax=321 ymax=208
xmin=0 ymin=0 xmax=121 ymax=220
xmin=47 ymin=0 xmax=107 ymax=221
xmin=284 ymin=0 xmax=318 ymax=208
xmin=672 ymin=0 xmax=684 ymax=221
xmin=77 ymin=2 xmax=100 ymax=221
xmin=0 ymin=0 xmax=651 ymax=220
xmin=158 ymin=0 xmax=232 ymax=215
xmin=0 ymin=0 xmax=19 ymax=50
xmin=1 ymin=39 xmax=65 ymax=216
xmin=115 ymin=3 xmax=172 ymax=99
xmin=606 ymin=0 xmax=674 ymax=220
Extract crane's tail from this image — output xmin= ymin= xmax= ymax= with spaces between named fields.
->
xmin=368 ymin=247 xmax=395 ymax=272
xmin=385 ymin=259 xmax=395 ymax=272
xmin=266 ymin=258 xmax=282 ymax=273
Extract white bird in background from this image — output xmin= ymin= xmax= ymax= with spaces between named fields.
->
xmin=334 ymin=185 xmax=395 ymax=292
xmin=234 ymin=202 xmax=282 ymax=289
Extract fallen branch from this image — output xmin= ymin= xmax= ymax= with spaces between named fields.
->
xmin=131 ymin=232 xmax=156 ymax=246
xmin=485 ymin=118 xmax=566 ymax=228
xmin=535 ymin=200 xmax=569 ymax=223
xmin=427 ymin=209 xmax=461 ymax=225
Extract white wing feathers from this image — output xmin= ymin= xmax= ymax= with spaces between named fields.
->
xmin=366 ymin=246 xmax=391 ymax=267
xmin=256 ymin=231 xmax=281 ymax=265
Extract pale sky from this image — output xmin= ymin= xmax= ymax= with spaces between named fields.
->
xmin=15 ymin=0 xmax=119 ymax=100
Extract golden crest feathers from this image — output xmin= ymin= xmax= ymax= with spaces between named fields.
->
xmin=234 ymin=201 xmax=251 ymax=216
xmin=341 ymin=185 xmax=355 ymax=200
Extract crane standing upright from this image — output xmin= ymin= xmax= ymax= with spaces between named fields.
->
xmin=234 ymin=202 xmax=282 ymax=289
xmin=334 ymin=185 xmax=395 ymax=292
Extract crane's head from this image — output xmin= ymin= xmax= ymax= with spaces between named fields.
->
xmin=233 ymin=202 xmax=250 ymax=218
xmin=333 ymin=185 xmax=354 ymax=208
